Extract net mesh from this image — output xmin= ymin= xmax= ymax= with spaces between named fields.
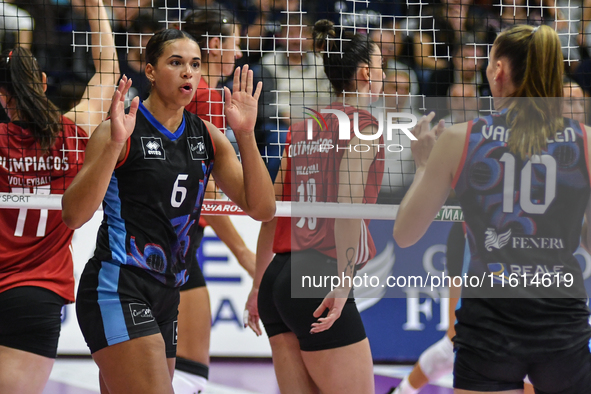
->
xmin=0 ymin=0 xmax=588 ymax=218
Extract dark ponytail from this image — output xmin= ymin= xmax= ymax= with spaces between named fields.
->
xmin=0 ymin=47 xmax=61 ymax=151
xmin=313 ymin=19 xmax=375 ymax=94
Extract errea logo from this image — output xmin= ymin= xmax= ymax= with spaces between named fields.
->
xmin=146 ymin=141 xmax=160 ymax=152
xmin=141 ymin=137 xmax=165 ymax=160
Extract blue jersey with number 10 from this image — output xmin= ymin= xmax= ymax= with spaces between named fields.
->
xmin=452 ymin=113 xmax=591 ymax=357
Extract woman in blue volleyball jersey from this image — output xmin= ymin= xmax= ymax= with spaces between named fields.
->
xmin=62 ymin=29 xmax=274 ymax=394
xmin=394 ymin=24 xmax=591 ymax=394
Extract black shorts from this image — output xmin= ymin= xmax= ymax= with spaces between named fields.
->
xmin=180 ymin=225 xmax=206 ymax=291
xmin=258 ymin=250 xmax=367 ymax=352
xmin=0 ymin=286 xmax=65 ymax=358
xmin=446 ymin=221 xmax=465 ymax=278
xmin=76 ymin=259 xmax=180 ymax=358
xmin=454 ymin=341 xmax=591 ymax=393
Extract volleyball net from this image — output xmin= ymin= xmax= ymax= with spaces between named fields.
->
xmin=0 ymin=0 xmax=588 ymax=220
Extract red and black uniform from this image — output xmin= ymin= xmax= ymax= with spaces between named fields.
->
xmin=259 ymin=103 xmax=384 ymax=351
xmin=451 ymin=113 xmax=591 ymax=392
xmin=0 ymin=117 xmax=87 ymax=358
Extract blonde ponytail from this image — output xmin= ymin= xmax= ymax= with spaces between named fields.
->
xmin=494 ymin=25 xmax=564 ymax=159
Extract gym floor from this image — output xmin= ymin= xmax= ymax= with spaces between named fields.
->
xmin=42 ymin=358 xmax=454 ymax=394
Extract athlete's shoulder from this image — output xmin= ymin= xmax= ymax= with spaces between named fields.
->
xmin=442 ymin=121 xmax=470 ymax=142
xmin=59 ymin=115 xmax=89 ymax=139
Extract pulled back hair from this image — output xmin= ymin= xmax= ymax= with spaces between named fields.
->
xmin=182 ymin=8 xmax=236 ymax=61
xmin=0 ymin=47 xmax=61 ymax=152
xmin=145 ymin=29 xmax=198 ymax=67
xmin=313 ymin=19 xmax=375 ymax=94
xmin=494 ymin=24 xmax=564 ymax=159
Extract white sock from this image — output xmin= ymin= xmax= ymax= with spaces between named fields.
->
xmin=394 ymin=376 xmax=419 ymax=394
xmin=173 ymin=370 xmax=208 ymax=394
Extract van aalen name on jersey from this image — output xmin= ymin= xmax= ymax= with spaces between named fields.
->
xmin=481 ymin=125 xmax=577 ymax=143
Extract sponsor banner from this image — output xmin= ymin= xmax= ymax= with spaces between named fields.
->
xmin=201 ymin=201 xmax=246 ymax=216
xmin=59 ymin=213 xmax=591 ymax=361
xmin=360 ymin=220 xmax=591 ymax=361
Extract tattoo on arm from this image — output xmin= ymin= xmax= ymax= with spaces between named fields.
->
xmin=345 ymin=247 xmax=356 ymax=278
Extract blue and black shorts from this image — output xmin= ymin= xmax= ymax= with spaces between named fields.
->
xmin=76 ymin=258 xmax=179 ymax=358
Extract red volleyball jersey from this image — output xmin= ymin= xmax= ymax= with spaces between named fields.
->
xmin=273 ymin=103 xmax=384 ymax=267
xmin=185 ymin=78 xmax=225 ymax=228
xmin=0 ymin=117 xmax=87 ymax=302
xmin=185 ymin=78 xmax=225 ymax=131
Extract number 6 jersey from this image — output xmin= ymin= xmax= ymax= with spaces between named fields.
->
xmin=92 ymin=102 xmax=215 ymax=288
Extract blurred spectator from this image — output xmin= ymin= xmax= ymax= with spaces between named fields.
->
xmin=424 ymin=33 xmax=489 ymax=98
xmin=183 ymin=6 xmax=243 ymax=130
xmin=495 ymin=0 xmax=578 ymax=68
xmin=238 ymin=0 xmax=302 ymax=64
xmin=18 ymin=0 xmax=99 ymax=110
xmin=260 ymin=13 xmax=330 ymax=127
xmin=370 ymin=18 xmax=420 ymax=108
xmin=423 ymin=33 xmax=490 ymax=121
xmin=118 ymin=9 xmax=165 ymax=102
xmin=442 ymin=83 xmax=480 ymax=125
xmin=313 ymin=0 xmax=405 ymax=27
xmin=380 ymin=69 xmax=416 ymax=200
xmin=0 ymin=0 xmax=34 ymax=50
xmin=383 ymin=69 xmax=412 ymax=112
xmin=108 ymin=0 xmax=152 ymax=31
xmin=412 ymin=0 xmax=494 ymax=91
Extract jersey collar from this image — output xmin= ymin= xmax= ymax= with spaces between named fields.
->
xmin=138 ymin=101 xmax=186 ymax=141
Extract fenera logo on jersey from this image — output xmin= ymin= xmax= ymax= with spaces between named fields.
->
xmin=484 ymin=227 xmax=512 ymax=251
xmin=129 ymin=303 xmax=155 ymax=325
xmin=187 ymin=136 xmax=208 ymax=160
xmin=141 ymin=137 xmax=166 ymax=160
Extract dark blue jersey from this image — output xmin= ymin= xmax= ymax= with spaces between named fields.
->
xmin=92 ymin=102 xmax=215 ymax=287
xmin=452 ymin=113 xmax=591 ymax=357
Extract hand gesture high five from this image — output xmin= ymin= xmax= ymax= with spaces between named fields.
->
xmin=224 ymin=65 xmax=263 ymax=135
xmin=410 ymin=112 xmax=445 ymax=169
xmin=110 ymin=75 xmax=139 ymax=145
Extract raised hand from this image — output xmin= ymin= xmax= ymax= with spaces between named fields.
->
xmin=110 ymin=75 xmax=139 ymax=144
xmin=310 ymin=287 xmax=349 ymax=334
xmin=224 ymin=65 xmax=263 ymax=135
xmin=410 ymin=112 xmax=445 ymax=169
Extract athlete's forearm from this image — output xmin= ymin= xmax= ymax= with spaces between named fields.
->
xmin=234 ymin=132 xmax=275 ymax=222
xmin=62 ymin=127 xmax=124 ymax=229
xmin=86 ymin=0 xmax=119 ymax=83
xmin=254 ymin=218 xmax=277 ymax=289
xmin=206 ymin=215 xmax=250 ymax=259
xmin=334 ymin=218 xmax=362 ymax=291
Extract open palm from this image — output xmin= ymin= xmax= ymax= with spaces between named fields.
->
xmin=224 ymin=65 xmax=262 ymax=136
xmin=110 ymin=75 xmax=139 ymax=144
